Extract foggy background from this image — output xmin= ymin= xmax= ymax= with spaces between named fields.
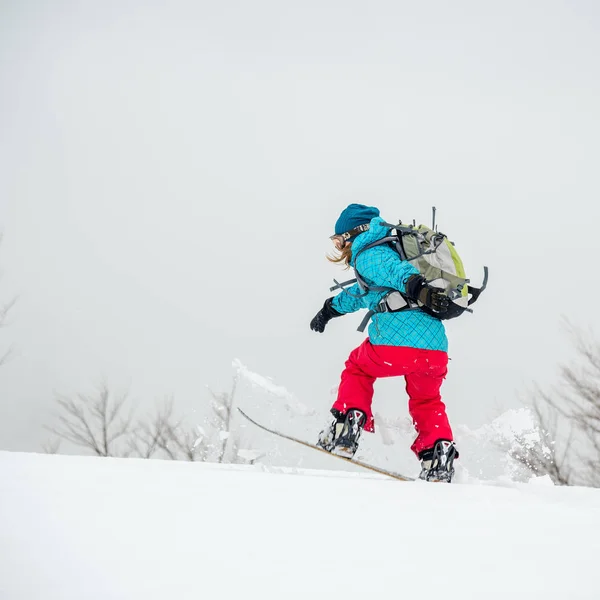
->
xmin=1 ymin=0 xmax=599 ymax=452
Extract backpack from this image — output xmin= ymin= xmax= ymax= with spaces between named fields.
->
xmin=330 ymin=221 xmax=488 ymax=332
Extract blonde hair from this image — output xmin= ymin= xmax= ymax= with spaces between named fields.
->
xmin=327 ymin=243 xmax=353 ymax=269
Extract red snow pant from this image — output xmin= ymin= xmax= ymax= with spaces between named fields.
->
xmin=332 ymin=339 xmax=452 ymax=457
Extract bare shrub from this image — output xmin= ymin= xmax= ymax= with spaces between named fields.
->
xmin=45 ymin=383 xmax=134 ymax=457
xmin=509 ymin=322 xmax=600 ymax=487
xmin=129 ymin=398 xmax=209 ymax=461
xmin=44 ymin=372 xmax=257 ymax=464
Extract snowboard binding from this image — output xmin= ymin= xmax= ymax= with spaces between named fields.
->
xmin=419 ymin=439 xmax=457 ymax=483
xmin=317 ymin=408 xmax=367 ymax=459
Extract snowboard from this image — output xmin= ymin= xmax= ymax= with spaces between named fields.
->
xmin=237 ymin=407 xmax=415 ymax=482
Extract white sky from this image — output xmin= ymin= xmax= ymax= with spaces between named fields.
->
xmin=1 ymin=0 xmax=599 ymax=452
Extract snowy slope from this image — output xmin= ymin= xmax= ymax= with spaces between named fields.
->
xmin=1 ymin=451 xmax=599 ymax=600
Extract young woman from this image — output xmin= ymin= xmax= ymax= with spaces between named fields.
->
xmin=310 ymin=203 xmax=458 ymax=482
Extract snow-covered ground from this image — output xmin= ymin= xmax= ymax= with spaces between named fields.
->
xmin=1 ymin=450 xmax=599 ymax=600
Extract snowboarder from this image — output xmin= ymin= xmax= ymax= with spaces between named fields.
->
xmin=310 ymin=203 xmax=458 ymax=482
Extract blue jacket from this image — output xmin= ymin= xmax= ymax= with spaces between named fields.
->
xmin=331 ymin=217 xmax=448 ymax=352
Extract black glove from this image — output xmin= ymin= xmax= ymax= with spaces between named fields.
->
xmin=310 ymin=298 xmax=342 ymax=333
xmin=405 ymin=274 xmax=450 ymax=315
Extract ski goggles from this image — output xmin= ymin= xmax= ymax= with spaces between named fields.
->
xmin=329 ymin=223 xmax=370 ymax=250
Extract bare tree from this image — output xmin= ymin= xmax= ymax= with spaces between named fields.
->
xmin=0 ymin=235 xmax=17 ymax=367
xmin=129 ymin=398 xmax=210 ymax=461
xmin=509 ymin=322 xmax=600 ymax=487
xmin=45 ymin=373 xmax=257 ymax=464
xmin=158 ymin=420 xmax=209 ymax=461
xmin=207 ymin=369 xmax=241 ymax=463
xmin=0 ymin=298 xmax=16 ymax=366
xmin=504 ymin=397 xmax=574 ymax=485
xmin=127 ymin=401 xmax=171 ymax=459
xmin=41 ymin=438 xmax=61 ymax=455
xmin=45 ymin=383 xmax=134 ymax=457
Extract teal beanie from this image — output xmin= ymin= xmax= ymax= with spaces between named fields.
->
xmin=334 ymin=204 xmax=380 ymax=235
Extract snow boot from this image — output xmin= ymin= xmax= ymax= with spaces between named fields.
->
xmin=419 ymin=439 xmax=457 ymax=483
xmin=317 ymin=408 xmax=366 ymax=459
